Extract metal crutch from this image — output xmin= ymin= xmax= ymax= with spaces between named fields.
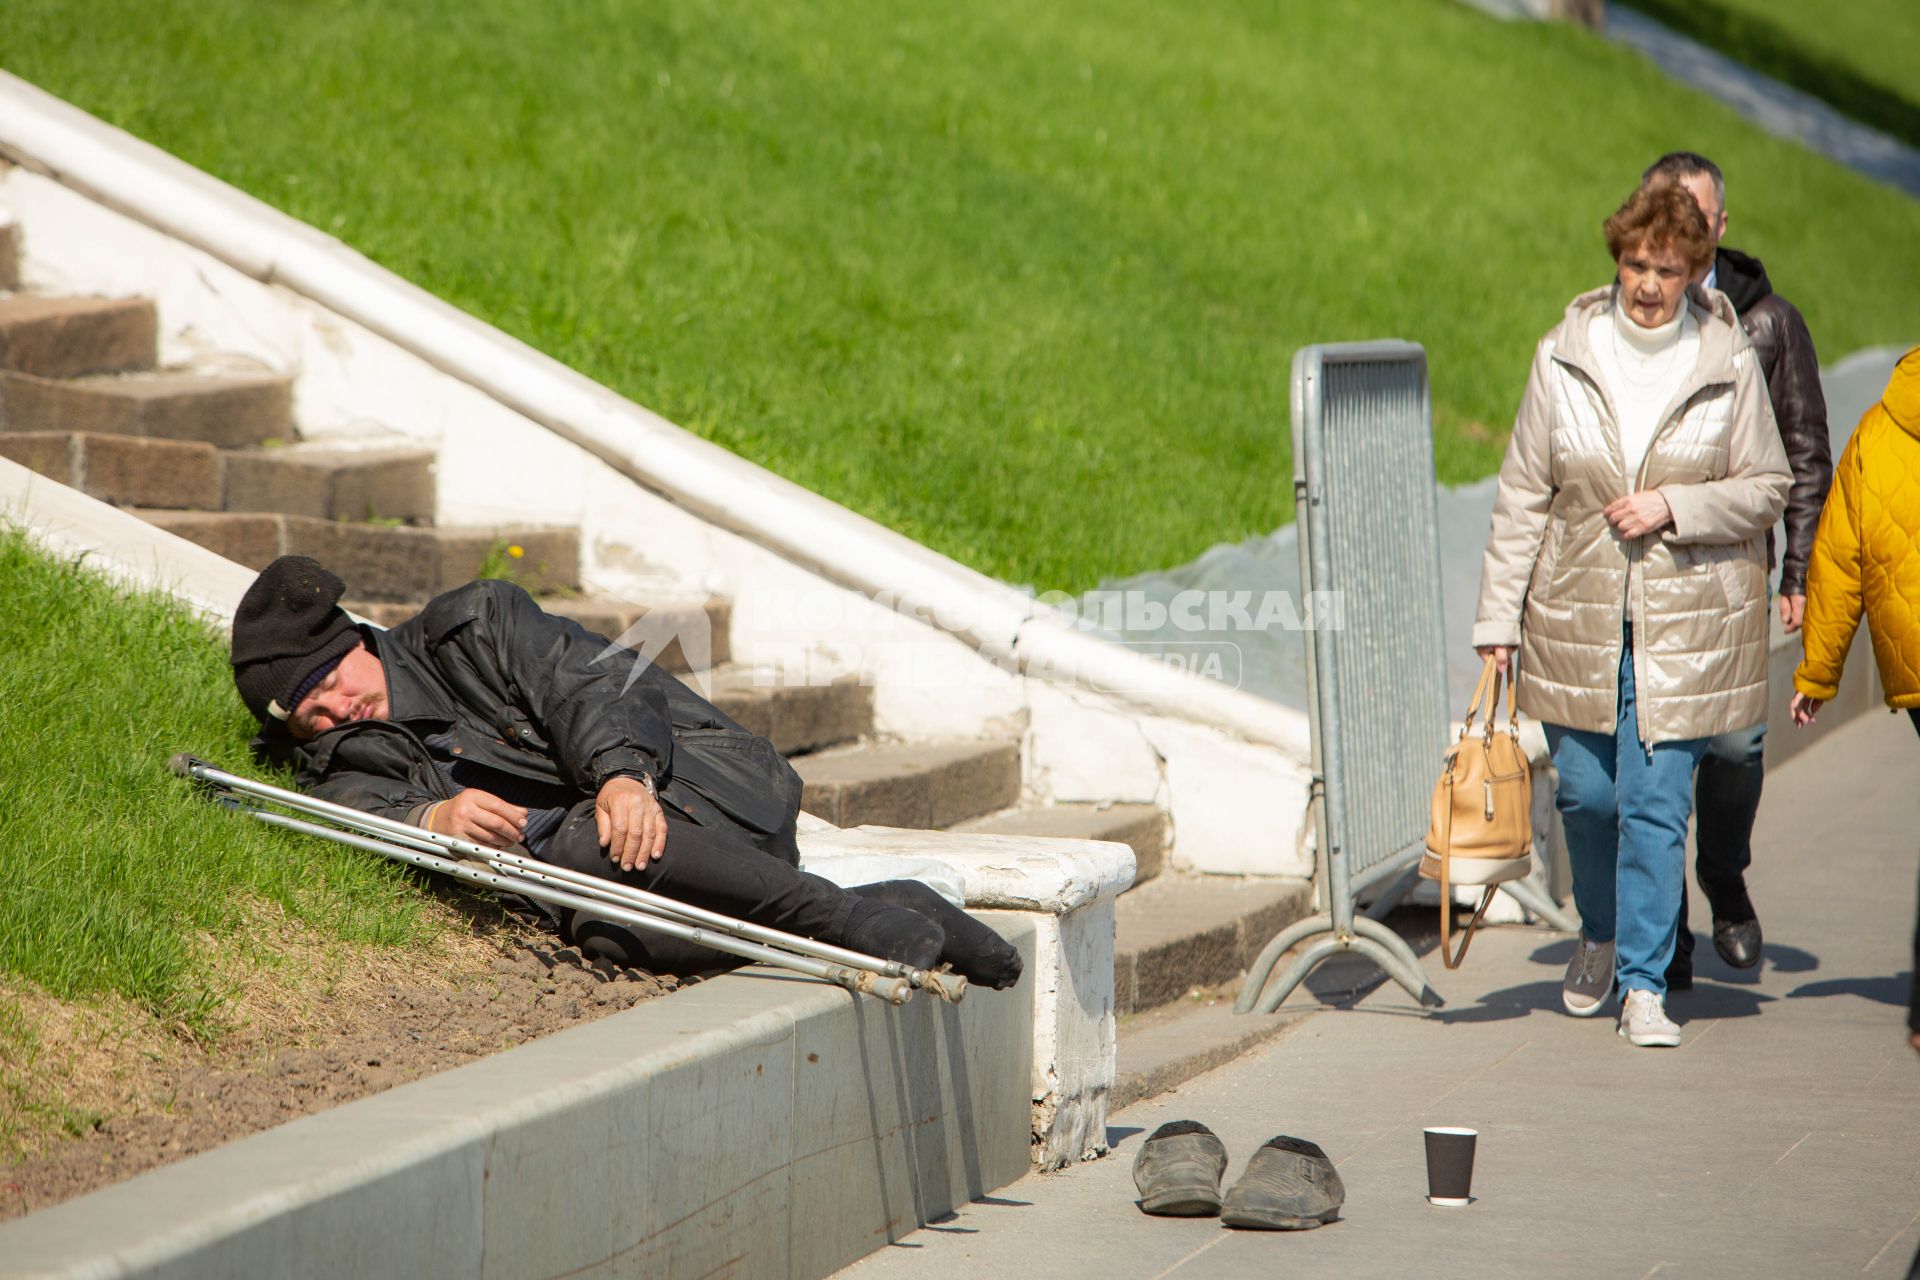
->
xmin=171 ymin=755 xmax=960 ymax=1004
xmin=186 ymin=758 xmax=969 ymax=1002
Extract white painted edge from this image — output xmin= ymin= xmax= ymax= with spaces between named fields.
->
xmin=798 ymin=827 xmax=1136 ymax=915
xmin=0 ymin=70 xmax=1309 ymax=759
xmin=0 ymin=455 xmax=255 ymax=625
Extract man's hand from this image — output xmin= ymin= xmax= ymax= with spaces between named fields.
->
xmin=596 ymin=775 xmax=667 ymax=871
xmin=1779 ymin=594 xmax=1807 ymax=632
xmin=1603 ymin=491 xmax=1674 ymax=539
xmin=1476 ymin=645 xmax=1515 ymax=677
xmin=427 ymin=789 xmax=527 ymax=848
xmin=1910 ymin=1030 xmax=1920 ymax=1058
xmin=1789 ymin=692 xmax=1822 ymax=727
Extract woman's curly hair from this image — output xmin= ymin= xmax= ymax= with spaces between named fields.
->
xmin=1604 ymin=182 xmax=1714 ymax=273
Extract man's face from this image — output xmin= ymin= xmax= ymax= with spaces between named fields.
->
xmin=1678 ymin=172 xmax=1726 ymax=273
xmin=287 ymin=642 xmax=390 ymax=741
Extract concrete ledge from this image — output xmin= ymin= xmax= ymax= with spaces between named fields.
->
xmin=798 ymin=827 xmax=1134 ymax=1169
xmin=0 ymin=921 xmax=1036 ymax=1280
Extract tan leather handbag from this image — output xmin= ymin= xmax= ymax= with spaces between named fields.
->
xmin=1421 ymin=655 xmax=1534 ymax=968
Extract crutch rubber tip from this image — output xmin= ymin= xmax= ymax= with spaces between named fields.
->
xmin=922 ymin=972 xmax=968 ymax=1003
xmin=167 ymin=753 xmax=202 ymax=778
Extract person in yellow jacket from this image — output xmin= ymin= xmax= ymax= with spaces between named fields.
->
xmin=1790 ymin=345 xmax=1920 ymax=726
xmin=1787 ymin=344 xmax=1920 ymax=1064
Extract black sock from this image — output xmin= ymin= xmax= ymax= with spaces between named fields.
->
xmin=852 ymin=880 xmax=1023 ymax=990
xmin=839 ymin=896 xmax=946 ymax=971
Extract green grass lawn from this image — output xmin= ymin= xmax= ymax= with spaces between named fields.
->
xmin=1626 ymin=0 xmax=1920 ymax=150
xmin=0 ymin=528 xmax=444 ymax=1039
xmin=4 ymin=0 xmax=1918 ymax=591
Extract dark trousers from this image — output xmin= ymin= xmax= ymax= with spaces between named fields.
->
xmin=1675 ymin=720 xmax=1767 ymax=967
xmin=539 ymin=798 xmax=857 ymax=972
xmin=1908 ymin=709 xmax=1920 ymax=1040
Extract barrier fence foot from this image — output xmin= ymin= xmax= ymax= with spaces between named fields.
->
xmin=1350 ymin=914 xmax=1426 ymax=977
xmin=1235 ymin=914 xmax=1334 ymax=1014
xmin=1236 ymin=922 xmax=1444 ymax=1015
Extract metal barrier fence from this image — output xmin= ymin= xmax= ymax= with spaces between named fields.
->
xmin=1239 ymin=340 xmax=1576 ymax=1015
xmin=1237 ymin=341 xmax=1445 ymax=1012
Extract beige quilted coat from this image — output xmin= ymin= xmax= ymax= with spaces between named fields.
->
xmin=1473 ymin=285 xmax=1792 ymax=744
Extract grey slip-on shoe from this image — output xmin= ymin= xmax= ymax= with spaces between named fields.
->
xmin=1220 ymin=1135 xmax=1345 ymax=1230
xmin=1132 ymin=1120 xmax=1228 ymax=1217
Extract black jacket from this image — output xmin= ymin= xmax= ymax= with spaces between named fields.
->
xmin=1714 ymin=246 xmax=1833 ymax=596
xmin=256 ymin=580 xmax=802 ymax=849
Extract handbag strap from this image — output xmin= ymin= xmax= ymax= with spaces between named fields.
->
xmin=1458 ymin=655 xmax=1498 ymax=741
xmin=1434 ymin=765 xmax=1501 ymax=971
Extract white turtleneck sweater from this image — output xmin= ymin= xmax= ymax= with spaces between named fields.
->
xmin=1588 ymin=301 xmax=1699 ymax=487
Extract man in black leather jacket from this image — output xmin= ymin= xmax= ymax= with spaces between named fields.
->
xmin=1643 ymin=152 xmax=1833 ymax=986
xmin=229 ymin=555 xmax=1023 ymax=988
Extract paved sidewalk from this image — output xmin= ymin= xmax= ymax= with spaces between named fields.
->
xmin=839 ymin=707 xmax=1920 ymax=1278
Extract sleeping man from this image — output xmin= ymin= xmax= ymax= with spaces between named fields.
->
xmin=229 ymin=555 xmax=1022 ymax=989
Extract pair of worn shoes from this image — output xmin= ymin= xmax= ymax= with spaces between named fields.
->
xmin=1132 ymin=1121 xmax=1344 ymax=1230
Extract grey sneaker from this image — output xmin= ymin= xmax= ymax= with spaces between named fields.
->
xmin=1618 ymin=988 xmax=1682 ymax=1047
xmin=1562 ymin=933 xmax=1615 ymax=1017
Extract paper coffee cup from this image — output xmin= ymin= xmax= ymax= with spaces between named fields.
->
xmin=1424 ymin=1127 xmax=1477 ymax=1206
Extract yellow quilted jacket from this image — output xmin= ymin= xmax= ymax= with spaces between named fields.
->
xmin=1794 ymin=346 xmax=1920 ymax=708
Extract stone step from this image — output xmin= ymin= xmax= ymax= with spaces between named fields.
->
xmin=705 ymin=669 xmax=872 ymax=756
xmin=0 ymin=432 xmax=220 ymax=509
xmin=0 ymin=223 xmax=19 ymax=291
xmin=952 ymin=802 xmax=1168 ymax=887
xmin=1113 ymin=873 xmax=1314 ymax=1016
xmin=0 ymin=295 xmax=156 ymax=378
xmin=134 ymin=510 xmax=579 ymax=599
xmin=0 ymin=365 xmax=292 ymax=448
xmin=222 ymin=439 xmax=436 ymax=521
xmin=793 ymin=739 xmax=1021 ymax=830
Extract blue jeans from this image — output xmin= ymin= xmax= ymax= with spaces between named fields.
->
xmin=1545 ymin=634 xmax=1709 ymax=997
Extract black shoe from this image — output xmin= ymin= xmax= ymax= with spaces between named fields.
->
xmin=1133 ymin=1121 xmax=1227 ymax=1217
xmin=1220 ymin=1135 xmax=1345 ymax=1230
xmin=1712 ymin=916 xmax=1763 ymax=969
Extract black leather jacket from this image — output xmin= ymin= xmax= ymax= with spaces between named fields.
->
xmin=254 ymin=580 xmax=802 ymax=851
xmin=1715 ymin=247 xmax=1832 ymax=596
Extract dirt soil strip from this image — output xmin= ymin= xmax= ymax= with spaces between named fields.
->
xmin=1 ymin=939 xmax=681 ymax=1223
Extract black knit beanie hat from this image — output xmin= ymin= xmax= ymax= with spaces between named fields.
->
xmin=230 ymin=556 xmax=362 ymax=727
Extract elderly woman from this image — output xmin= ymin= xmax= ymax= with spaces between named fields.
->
xmin=1473 ymin=183 xmax=1791 ymax=1048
